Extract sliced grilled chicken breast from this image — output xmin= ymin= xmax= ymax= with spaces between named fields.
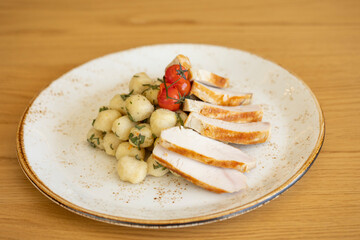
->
xmin=153 ymin=144 xmax=247 ymax=193
xmin=184 ymin=112 xmax=270 ymax=144
xmin=190 ymin=81 xmax=252 ymax=106
xmin=183 ymin=99 xmax=263 ymax=123
xmin=159 ymin=127 xmax=256 ymax=172
xmin=189 ymin=68 xmax=229 ymax=88
xmin=165 ymin=54 xmax=191 ymax=71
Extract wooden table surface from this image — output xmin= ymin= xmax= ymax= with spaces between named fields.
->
xmin=1 ymin=0 xmax=359 ymax=239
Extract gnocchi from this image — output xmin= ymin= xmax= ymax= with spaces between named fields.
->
xmin=128 ymin=123 xmax=154 ymax=148
xmin=93 ymin=109 xmax=121 ymax=132
xmin=125 ymin=94 xmax=154 ymax=122
xmin=112 ymin=116 xmax=136 ymax=140
xmin=87 ymin=68 xmax=190 ymax=185
xmin=86 ymin=128 xmax=105 ymax=150
xmin=129 ymin=72 xmax=153 ymax=94
xmin=150 ymin=108 xmax=177 ymax=137
xmin=142 ymin=79 xmax=161 ymax=105
xmin=115 ymin=142 xmax=145 ymax=161
xmin=147 ymin=154 xmax=169 ymax=177
xmin=109 ymin=94 xmax=127 ymax=114
xmin=103 ymin=132 xmax=122 ymax=156
xmin=117 ymin=156 xmax=147 ymax=184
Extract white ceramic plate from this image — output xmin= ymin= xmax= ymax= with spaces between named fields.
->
xmin=17 ymin=44 xmax=324 ymax=228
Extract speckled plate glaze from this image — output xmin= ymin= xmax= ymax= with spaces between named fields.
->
xmin=16 ymin=44 xmax=324 ymax=228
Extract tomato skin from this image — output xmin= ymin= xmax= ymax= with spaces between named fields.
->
xmin=165 ymin=64 xmax=189 ymax=84
xmin=174 ymin=78 xmax=191 ymax=96
xmin=157 ymin=83 xmax=181 ymax=111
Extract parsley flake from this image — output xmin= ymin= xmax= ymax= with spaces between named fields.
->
xmin=126 ymin=108 xmax=136 ymax=122
xmin=175 ymin=112 xmax=184 ymax=126
xmin=99 ymin=106 xmax=109 ymax=112
xmin=129 ymin=133 xmax=145 ymax=150
xmin=87 ymin=133 xmax=100 ymax=148
xmin=153 ymin=161 xmax=166 ymax=170
xmin=135 ymin=124 xmax=146 ymax=130
xmin=120 ymin=90 xmax=134 ymax=101
xmin=141 ymin=83 xmax=160 ymax=94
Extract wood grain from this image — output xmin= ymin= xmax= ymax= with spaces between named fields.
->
xmin=1 ymin=0 xmax=359 ymax=239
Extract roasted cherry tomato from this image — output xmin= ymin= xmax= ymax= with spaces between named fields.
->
xmin=165 ymin=64 xmax=189 ymax=84
xmin=157 ymin=83 xmax=181 ymax=111
xmin=173 ymin=78 xmax=191 ymax=96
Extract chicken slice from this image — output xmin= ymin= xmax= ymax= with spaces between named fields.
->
xmin=183 ymin=99 xmax=263 ymax=123
xmin=159 ymin=127 xmax=256 ymax=172
xmin=153 ymin=144 xmax=247 ymax=193
xmin=189 ymin=68 xmax=229 ymax=88
xmin=165 ymin=54 xmax=191 ymax=71
xmin=190 ymin=81 xmax=252 ymax=106
xmin=184 ymin=112 xmax=270 ymax=144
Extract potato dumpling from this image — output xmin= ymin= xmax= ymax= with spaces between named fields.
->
xmin=109 ymin=94 xmax=127 ymax=115
xmin=128 ymin=123 xmax=154 ymax=148
xmin=129 ymin=72 xmax=153 ymax=94
xmin=142 ymin=79 xmax=161 ymax=105
xmin=112 ymin=116 xmax=136 ymax=140
xmin=147 ymin=154 xmax=169 ymax=177
xmin=150 ymin=108 xmax=177 ymax=137
xmin=103 ymin=132 xmax=122 ymax=156
xmin=125 ymin=94 xmax=154 ymax=122
xmin=86 ymin=128 xmax=104 ymax=150
xmin=117 ymin=156 xmax=147 ymax=184
xmin=115 ymin=142 xmax=145 ymax=161
xmin=175 ymin=110 xmax=188 ymax=126
xmin=94 ymin=109 xmax=121 ymax=132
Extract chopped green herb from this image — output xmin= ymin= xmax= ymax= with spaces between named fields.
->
xmin=130 ymin=101 xmax=133 ymax=104
xmin=135 ymin=124 xmax=146 ymax=130
xmin=99 ymin=107 xmax=108 ymax=112
xmin=129 ymin=133 xmax=145 ymax=150
xmin=141 ymin=83 xmax=160 ymax=94
xmin=99 ymin=106 xmax=109 ymax=112
xmin=93 ymin=133 xmax=100 ymax=145
xmin=175 ymin=63 xmax=189 ymax=80
xmin=126 ymin=108 xmax=136 ymax=122
xmin=139 ymin=135 xmax=145 ymax=146
xmin=92 ymin=119 xmax=96 ymax=126
xmin=133 ymin=75 xmax=139 ymax=78
xmin=129 ymin=132 xmax=134 ymax=139
xmin=175 ymin=112 xmax=184 ymax=126
xmin=153 ymin=161 xmax=167 ymax=170
xmin=87 ymin=133 xmax=100 ymax=148
xmin=120 ymin=90 xmax=134 ymax=101
xmin=152 ymin=133 xmax=157 ymax=139
xmin=110 ymin=144 xmax=114 ymax=150
xmin=87 ymin=139 xmax=96 ymax=148
xmin=135 ymin=154 xmax=141 ymax=160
